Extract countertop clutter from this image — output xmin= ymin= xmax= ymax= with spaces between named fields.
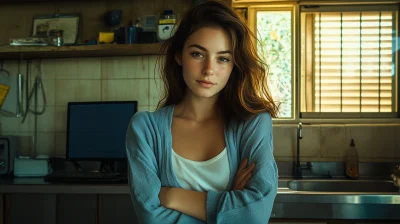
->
xmin=1 ymin=161 xmax=399 ymax=221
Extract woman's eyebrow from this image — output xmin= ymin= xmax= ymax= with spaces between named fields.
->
xmin=188 ymin=44 xmax=232 ymax=54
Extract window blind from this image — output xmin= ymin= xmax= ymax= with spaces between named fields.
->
xmin=301 ymin=8 xmax=397 ymax=115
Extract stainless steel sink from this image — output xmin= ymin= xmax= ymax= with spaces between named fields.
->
xmin=287 ymin=179 xmax=400 ymax=192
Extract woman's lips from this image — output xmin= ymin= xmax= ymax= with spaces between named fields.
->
xmin=197 ymin=80 xmax=214 ymax=88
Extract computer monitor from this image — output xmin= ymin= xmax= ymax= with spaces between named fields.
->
xmin=66 ymin=101 xmax=137 ymax=165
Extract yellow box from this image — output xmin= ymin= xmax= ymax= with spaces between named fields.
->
xmin=0 ymin=83 xmax=10 ymax=107
xmin=98 ymin=32 xmax=114 ymax=43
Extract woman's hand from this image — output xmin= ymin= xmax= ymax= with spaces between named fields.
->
xmin=231 ymin=158 xmax=255 ymax=190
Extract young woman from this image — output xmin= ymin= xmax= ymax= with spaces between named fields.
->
xmin=126 ymin=0 xmax=279 ymax=223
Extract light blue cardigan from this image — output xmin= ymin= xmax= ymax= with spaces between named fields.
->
xmin=126 ymin=105 xmax=278 ymax=224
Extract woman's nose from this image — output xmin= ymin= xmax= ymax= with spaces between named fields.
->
xmin=202 ymin=59 xmax=214 ymax=76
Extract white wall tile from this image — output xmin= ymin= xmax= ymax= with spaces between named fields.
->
xmin=150 ymin=78 xmax=163 ymax=106
xmin=35 ymin=132 xmax=55 ymax=157
xmin=23 ymin=76 xmax=56 ymax=108
xmin=40 ymin=59 xmax=57 ymax=79
xmin=101 ymin=79 xmax=149 ymax=106
xmin=148 ymin=105 xmax=158 ymax=112
xmin=29 ymin=59 xmax=56 ymax=80
xmin=320 ymin=125 xmax=346 ymax=158
xmin=300 ymin=125 xmax=321 ymax=158
xmin=345 ymin=125 xmax=396 ymax=160
xmin=149 ymin=55 xmax=163 ymax=79
xmin=0 ymin=115 xmax=31 ymax=133
xmin=0 ymin=60 xmax=26 ymax=77
xmin=56 ymin=58 xmax=101 ymax=79
xmin=272 ymin=125 xmax=296 ymax=158
xmin=1 ymin=132 xmax=33 ymax=156
xmin=29 ymin=106 xmax=55 ymax=132
xmin=55 ymin=132 xmax=66 ymax=158
xmin=101 ymin=56 xmax=149 ymax=79
xmin=55 ymin=80 xmax=101 ymax=106
xmin=138 ymin=105 xmax=150 ymax=112
xmin=18 ymin=133 xmax=34 ymax=156
xmin=27 ymin=78 xmax=56 ymax=106
xmin=54 ymin=106 xmax=67 ymax=132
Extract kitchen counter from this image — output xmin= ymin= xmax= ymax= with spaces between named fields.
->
xmin=1 ymin=177 xmax=400 ymax=220
xmin=1 ymin=177 xmax=399 ymax=200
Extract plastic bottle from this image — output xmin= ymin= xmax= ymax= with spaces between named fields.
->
xmin=345 ymin=139 xmax=359 ymax=179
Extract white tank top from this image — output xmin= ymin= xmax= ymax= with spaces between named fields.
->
xmin=171 ymin=148 xmax=230 ymax=192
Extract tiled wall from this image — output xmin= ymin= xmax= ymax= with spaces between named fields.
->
xmin=0 ymin=56 xmax=399 ymax=162
xmin=0 ymin=56 xmax=162 ymax=158
xmin=273 ymin=124 xmax=400 ymax=162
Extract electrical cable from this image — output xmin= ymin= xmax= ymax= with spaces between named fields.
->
xmin=21 ymin=60 xmax=47 ymax=124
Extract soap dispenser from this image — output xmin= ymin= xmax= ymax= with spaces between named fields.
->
xmin=345 ymin=139 xmax=359 ymax=179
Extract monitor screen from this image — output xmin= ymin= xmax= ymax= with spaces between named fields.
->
xmin=66 ymin=101 xmax=137 ymax=160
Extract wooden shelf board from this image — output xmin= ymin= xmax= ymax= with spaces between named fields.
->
xmin=0 ymin=43 xmax=164 ymax=60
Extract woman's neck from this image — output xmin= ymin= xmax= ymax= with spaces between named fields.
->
xmin=174 ymin=93 xmax=221 ymax=122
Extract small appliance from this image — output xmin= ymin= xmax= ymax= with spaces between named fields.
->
xmin=0 ymin=136 xmax=19 ymax=175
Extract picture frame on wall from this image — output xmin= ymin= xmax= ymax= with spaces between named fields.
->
xmin=32 ymin=13 xmax=81 ymax=45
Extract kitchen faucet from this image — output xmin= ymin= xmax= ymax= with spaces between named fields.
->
xmin=293 ymin=121 xmax=312 ymax=179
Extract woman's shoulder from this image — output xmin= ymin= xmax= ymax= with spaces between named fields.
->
xmin=229 ymin=112 xmax=273 ymax=136
xmin=129 ymin=106 xmax=172 ymax=131
xmin=240 ymin=112 xmax=272 ymax=128
xmin=226 ymin=112 xmax=272 ymax=138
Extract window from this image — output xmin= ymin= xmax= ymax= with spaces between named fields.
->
xmin=240 ymin=3 xmax=399 ymax=120
xmin=247 ymin=6 xmax=295 ymax=119
xmin=300 ymin=5 xmax=398 ymax=118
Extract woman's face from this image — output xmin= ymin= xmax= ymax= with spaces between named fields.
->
xmin=176 ymin=26 xmax=234 ymax=100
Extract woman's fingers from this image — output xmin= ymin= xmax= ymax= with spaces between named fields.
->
xmin=236 ymin=162 xmax=255 ymax=180
xmin=238 ymin=172 xmax=253 ymax=189
xmin=232 ymin=160 xmax=256 ymax=190
xmin=238 ymin=158 xmax=248 ymax=171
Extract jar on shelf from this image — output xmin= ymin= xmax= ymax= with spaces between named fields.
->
xmin=48 ymin=29 xmax=64 ymax=46
xmin=159 ymin=10 xmax=177 ymax=24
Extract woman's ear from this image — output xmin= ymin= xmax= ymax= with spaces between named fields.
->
xmin=175 ymin=52 xmax=182 ymax=65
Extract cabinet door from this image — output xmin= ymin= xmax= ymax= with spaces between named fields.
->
xmin=5 ymin=193 xmax=56 ymax=224
xmin=57 ymin=194 xmax=97 ymax=224
xmin=100 ymin=194 xmax=138 ymax=224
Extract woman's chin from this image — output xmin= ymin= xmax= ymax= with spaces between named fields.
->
xmin=189 ymin=89 xmax=220 ymax=99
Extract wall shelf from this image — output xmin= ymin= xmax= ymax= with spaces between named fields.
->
xmin=0 ymin=43 xmax=164 ymax=60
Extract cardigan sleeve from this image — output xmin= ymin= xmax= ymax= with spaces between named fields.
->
xmin=126 ymin=112 xmax=205 ymax=224
xmin=206 ymin=112 xmax=278 ymax=224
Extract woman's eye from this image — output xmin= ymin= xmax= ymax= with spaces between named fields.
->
xmin=219 ymin=57 xmax=230 ymax=62
xmin=191 ymin=52 xmax=203 ymax=58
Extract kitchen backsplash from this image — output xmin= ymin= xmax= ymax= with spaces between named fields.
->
xmin=0 ymin=56 xmax=399 ymax=162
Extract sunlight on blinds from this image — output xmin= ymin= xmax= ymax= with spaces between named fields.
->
xmin=311 ymin=11 xmax=395 ymax=113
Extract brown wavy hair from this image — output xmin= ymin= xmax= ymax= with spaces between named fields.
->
xmin=156 ymin=0 xmax=279 ymax=121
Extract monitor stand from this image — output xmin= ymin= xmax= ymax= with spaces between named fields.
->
xmin=67 ymin=160 xmax=126 ymax=173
